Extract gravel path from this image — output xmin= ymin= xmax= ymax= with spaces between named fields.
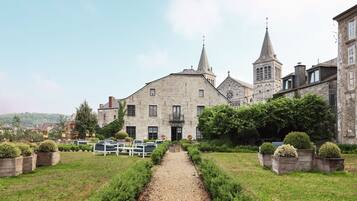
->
xmin=138 ymin=150 xmax=210 ymax=201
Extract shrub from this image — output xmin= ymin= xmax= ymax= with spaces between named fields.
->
xmin=28 ymin=143 xmax=39 ymax=153
xmin=79 ymin=144 xmax=93 ymax=152
xmin=187 ymin=145 xmax=201 ymax=164
xmin=125 ymin=136 xmax=133 ymax=142
xmin=259 ymin=142 xmax=275 ymax=154
xmin=198 ymin=142 xmax=212 ymax=152
xmin=319 ymin=142 xmax=342 ymax=158
xmin=89 ymin=161 xmax=153 ymax=201
xmin=274 ymin=144 xmax=298 ymax=158
xmin=17 ymin=143 xmax=33 ymax=156
xmin=151 ymin=142 xmax=170 ymax=165
xmin=115 ymin=131 xmax=128 ymax=140
xmin=0 ymin=142 xmax=21 ymax=158
xmin=338 ymin=144 xmax=357 ymax=154
xmin=38 ymin=140 xmax=58 ymax=152
xmin=283 ymin=132 xmax=312 ymax=149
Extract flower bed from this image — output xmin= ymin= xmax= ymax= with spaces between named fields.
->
xmin=258 ymin=142 xmax=275 ymax=168
xmin=0 ymin=142 xmax=23 ymax=177
xmin=37 ymin=140 xmax=60 ymax=166
xmin=58 ymin=144 xmax=93 ymax=152
xmin=315 ymin=142 xmax=344 ymax=172
xmin=272 ymin=144 xmax=298 ymax=174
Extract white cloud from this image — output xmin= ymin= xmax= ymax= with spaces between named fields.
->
xmin=137 ymin=49 xmax=171 ymax=69
xmin=166 ymin=0 xmax=222 ymax=39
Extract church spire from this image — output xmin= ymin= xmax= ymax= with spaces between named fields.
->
xmin=254 ymin=18 xmax=279 ymax=64
xmin=197 ymin=35 xmax=211 ymax=73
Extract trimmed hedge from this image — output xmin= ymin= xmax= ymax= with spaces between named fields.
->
xmin=259 ymin=142 xmax=275 ymax=155
xmin=58 ymin=144 xmax=93 ymax=152
xmin=283 ymin=132 xmax=312 ymax=149
xmin=198 ymin=141 xmax=258 ymax=153
xmin=38 ymin=140 xmax=58 ymax=152
xmin=0 ymin=142 xmax=21 ymax=158
xmin=151 ymin=141 xmax=170 ymax=165
xmin=89 ymin=161 xmax=153 ymax=201
xmin=17 ymin=143 xmax=33 ymax=156
xmin=185 ymin=143 xmax=251 ymax=201
xmin=338 ymin=144 xmax=357 ymax=154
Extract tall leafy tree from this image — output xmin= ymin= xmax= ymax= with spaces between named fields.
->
xmin=74 ymin=101 xmax=98 ymax=139
xmin=12 ymin=115 xmax=21 ymax=128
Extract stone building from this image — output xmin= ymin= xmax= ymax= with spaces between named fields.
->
xmin=98 ymin=44 xmax=229 ymax=140
xmin=334 ymin=5 xmax=357 ymax=144
xmin=217 ymin=71 xmax=253 ymax=106
xmin=253 ymin=26 xmax=282 ymax=102
xmin=275 ymin=59 xmax=337 ymax=111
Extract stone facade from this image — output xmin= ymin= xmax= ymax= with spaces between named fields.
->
xmin=334 ymin=5 xmax=357 ymax=144
xmin=253 ymin=28 xmax=282 ymax=102
xmin=217 ymin=72 xmax=253 ymax=106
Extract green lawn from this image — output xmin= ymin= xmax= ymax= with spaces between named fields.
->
xmin=203 ymin=152 xmax=357 ymax=201
xmin=0 ymin=152 xmax=143 ymax=201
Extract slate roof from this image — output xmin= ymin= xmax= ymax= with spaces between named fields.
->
xmin=254 ymin=28 xmax=281 ymax=64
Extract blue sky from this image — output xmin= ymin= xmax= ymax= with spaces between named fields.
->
xmin=0 ymin=0 xmax=355 ymax=115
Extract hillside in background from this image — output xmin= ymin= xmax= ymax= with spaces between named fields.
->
xmin=0 ymin=113 xmax=69 ymax=128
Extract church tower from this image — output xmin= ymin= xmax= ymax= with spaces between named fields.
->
xmin=253 ymin=21 xmax=282 ymax=102
xmin=197 ymin=40 xmax=216 ymax=86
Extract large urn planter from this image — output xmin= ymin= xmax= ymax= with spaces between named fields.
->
xmin=314 ymin=157 xmax=344 ymax=173
xmin=296 ymin=149 xmax=314 ymax=171
xmin=0 ymin=157 xmax=23 ymax=177
xmin=22 ymin=154 xmax=37 ymax=173
xmin=37 ymin=152 xmax=60 ymax=166
xmin=272 ymin=156 xmax=298 ymax=174
xmin=258 ymin=153 xmax=272 ymax=168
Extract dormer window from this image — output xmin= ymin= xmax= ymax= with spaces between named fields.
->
xmin=348 ymin=20 xmax=356 ymax=40
xmin=309 ymin=70 xmax=320 ymax=83
xmin=150 ymin=88 xmax=156 ymax=96
xmin=283 ymin=78 xmax=293 ymax=90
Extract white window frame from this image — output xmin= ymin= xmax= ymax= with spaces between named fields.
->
xmin=348 ymin=45 xmax=356 ymax=65
xmin=348 ymin=20 xmax=356 ymax=40
xmin=149 ymin=88 xmax=156 ymax=96
xmin=348 ymin=70 xmax=355 ymax=91
xmin=309 ymin=70 xmax=320 ymax=83
xmin=199 ymin=89 xmax=204 ymax=97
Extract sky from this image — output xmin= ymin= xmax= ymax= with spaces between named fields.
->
xmin=0 ymin=0 xmax=356 ymax=115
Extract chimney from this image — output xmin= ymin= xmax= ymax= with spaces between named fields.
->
xmin=294 ymin=62 xmax=306 ymax=87
xmin=108 ymin=96 xmax=115 ymax=108
xmin=99 ymin=104 xmax=103 ymax=109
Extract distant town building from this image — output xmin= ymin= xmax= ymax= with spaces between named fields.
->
xmin=253 ymin=25 xmax=282 ymax=102
xmin=276 ymin=59 xmax=337 ymax=111
xmin=217 ymin=71 xmax=253 ymax=106
xmin=98 ymin=44 xmax=229 ymax=140
xmin=334 ymin=5 xmax=357 ymax=144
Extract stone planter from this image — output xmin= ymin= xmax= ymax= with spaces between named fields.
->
xmin=22 ymin=154 xmax=37 ymax=173
xmin=37 ymin=152 xmax=60 ymax=166
xmin=0 ymin=157 xmax=23 ymax=177
xmin=296 ymin=149 xmax=314 ymax=171
xmin=258 ymin=153 xmax=272 ymax=168
xmin=314 ymin=157 xmax=344 ymax=173
xmin=272 ymin=156 xmax=298 ymax=174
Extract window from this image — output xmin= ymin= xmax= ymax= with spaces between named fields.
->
xmin=348 ymin=71 xmax=355 ymax=90
xmin=150 ymin=88 xmax=156 ymax=96
xmin=309 ymin=70 xmax=320 ymax=83
xmin=127 ymin=105 xmax=135 ymax=116
xmin=256 ymin=67 xmax=263 ymax=81
xmin=149 ymin=105 xmax=157 ymax=117
xmin=348 ymin=45 xmax=356 ymax=65
xmin=199 ymin=89 xmax=204 ymax=97
xmin=114 ymin=115 xmax=116 ymax=119
xmin=196 ymin=127 xmax=202 ymax=140
xmin=264 ymin=66 xmax=271 ymax=79
xmin=283 ymin=78 xmax=293 ymax=90
xmin=103 ymin=113 xmax=106 ymax=121
xmin=329 ymin=94 xmax=336 ymax=107
xmin=172 ymin=105 xmax=181 ymax=119
xmin=197 ymin=106 xmax=205 ymax=117
xmin=126 ymin=126 xmax=136 ymax=138
xmin=148 ymin=126 xmax=158 ymax=140
xmin=348 ymin=20 xmax=356 ymax=40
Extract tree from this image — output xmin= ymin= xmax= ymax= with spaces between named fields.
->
xmin=74 ymin=101 xmax=98 ymax=139
xmin=12 ymin=116 xmax=21 ymax=129
xmin=97 ymin=100 xmax=127 ymax=138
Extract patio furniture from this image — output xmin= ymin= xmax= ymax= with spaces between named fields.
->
xmin=133 ymin=143 xmax=157 ymax=158
xmin=74 ymin=139 xmax=88 ymax=145
xmin=93 ymin=141 xmax=119 ymax=156
xmin=154 ymin=140 xmax=163 ymax=147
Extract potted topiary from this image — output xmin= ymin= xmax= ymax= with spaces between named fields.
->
xmin=37 ymin=140 xmax=60 ymax=166
xmin=0 ymin=142 xmax=23 ymax=177
xmin=115 ymin=131 xmax=129 ymax=142
xmin=17 ymin=143 xmax=36 ymax=173
xmin=283 ymin=132 xmax=313 ymax=171
xmin=258 ymin=142 xmax=275 ymax=168
xmin=272 ymin=144 xmax=298 ymax=174
xmin=315 ymin=142 xmax=344 ymax=172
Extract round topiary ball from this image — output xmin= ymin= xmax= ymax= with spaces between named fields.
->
xmin=17 ymin=143 xmax=33 ymax=156
xmin=0 ymin=142 xmax=21 ymax=158
xmin=319 ymin=142 xmax=341 ymax=158
xmin=38 ymin=140 xmax=58 ymax=152
xmin=283 ymin=132 xmax=312 ymax=149
xmin=115 ymin=131 xmax=129 ymax=140
xmin=260 ymin=142 xmax=276 ymax=155
xmin=274 ymin=144 xmax=298 ymax=158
